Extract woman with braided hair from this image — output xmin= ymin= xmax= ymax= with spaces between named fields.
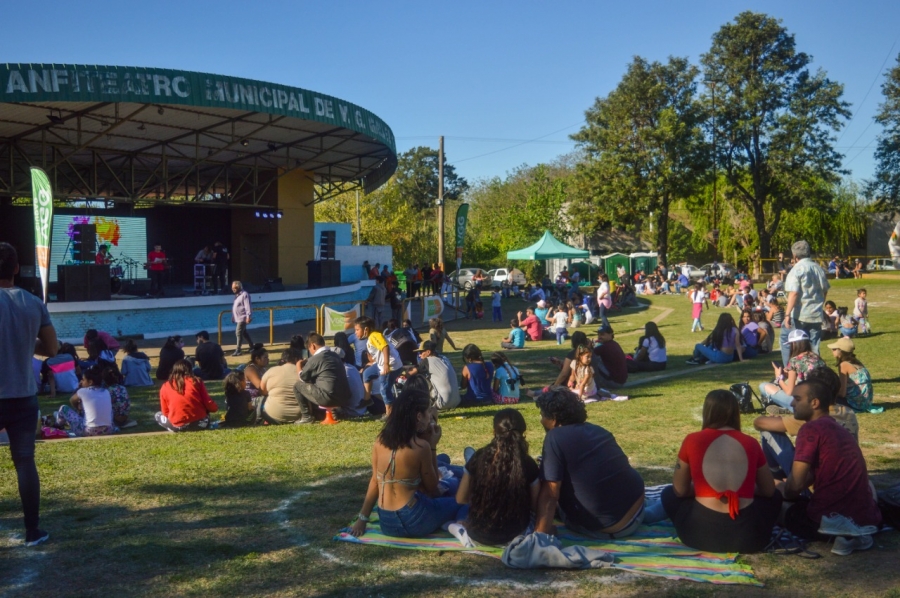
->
xmin=455 ymin=409 xmax=540 ymax=545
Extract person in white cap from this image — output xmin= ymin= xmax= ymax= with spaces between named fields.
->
xmin=781 ymin=239 xmax=829 ymax=364
xmin=759 ymin=329 xmax=826 ymax=412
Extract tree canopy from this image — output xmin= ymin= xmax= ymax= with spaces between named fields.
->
xmin=872 ymin=53 xmax=900 ymax=209
xmin=394 ymin=146 xmax=469 ymax=211
xmin=571 ymin=55 xmax=708 ymax=264
xmin=701 ymin=11 xmax=850 ymax=258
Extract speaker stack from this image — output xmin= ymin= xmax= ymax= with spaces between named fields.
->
xmin=72 ymin=224 xmax=97 ymax=263
xmin=307 ymin=230 xmax=341 ymax=288
xmin=57 ymin=264 xmax=111 ymax=302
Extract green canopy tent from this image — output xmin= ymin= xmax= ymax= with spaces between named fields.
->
xmin=507 ymin=231 xmax=589 ymax=283
xmin=506 ymin=231 xmax=589 ymax=261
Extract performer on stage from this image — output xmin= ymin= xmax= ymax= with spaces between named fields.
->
xmin=148 ymin=243 xmax=166 ymax=297
xmin=195 ymin=245 xmax=214 ymax=264
xmin=212 ymin=241 xmax=229 ymax=294
xmin=95 ymin=244 xmax=112 ymax=265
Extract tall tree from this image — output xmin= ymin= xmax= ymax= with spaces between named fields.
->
xmin=394 ymin=146 xmax=468 ymax=211
xmin=571 ymin=56 xmax=708 ymax=264
xmin=871 ymin=53 xmax=900 ymax=208
xmin=701 ymin=11 xmax=850 ymax=258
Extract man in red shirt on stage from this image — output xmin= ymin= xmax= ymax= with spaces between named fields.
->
xmin=95 ymin=244 xmax=111 ymax=265
xmin=148 ymin=243 xmax=166 ymax=297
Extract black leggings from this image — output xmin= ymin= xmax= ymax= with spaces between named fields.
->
xmin=661 ymin=485 xmax=782 ymax=553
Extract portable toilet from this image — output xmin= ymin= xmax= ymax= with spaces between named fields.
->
xmin=571 ymin=260 xmax=600 ymax=286
xmin=629 ymin=252 xmax=658 ymax=276
xmin=601 ymin=253 xmax=630 ymax=280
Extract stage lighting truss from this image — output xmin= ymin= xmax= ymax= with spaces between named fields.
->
xmin=254 ymin=209 xmax=283 ymax=220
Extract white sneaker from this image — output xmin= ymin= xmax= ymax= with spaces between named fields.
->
xmin=831 ymin=534 xmax=873 ymax=556
xmin=818 ymin=513 xmax=879 ymax=537
xmin=610 ymin=395 xmax=629 ymax=402
xmin=463 ymin=446 xmax=476 ymax=463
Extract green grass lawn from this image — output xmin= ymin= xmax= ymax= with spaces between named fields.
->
xmin=2 ymin=276 xmax=899 ymax=597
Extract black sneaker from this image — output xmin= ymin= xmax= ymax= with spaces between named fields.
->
xmin=25 ymin=529 xmax=49 ymax=547
xmin=231 ymin=351 xmax=243 ymax=357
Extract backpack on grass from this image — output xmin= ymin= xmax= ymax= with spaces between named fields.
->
xmin=730 ymin=382 xmax=763 ymax=414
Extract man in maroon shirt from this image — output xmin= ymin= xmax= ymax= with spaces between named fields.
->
xmin=592 ymin=325 xmax=628 ymax=388
xmin=516 ymin=308 xmax=543 ymax=341
xmin=781 ymin=380 xmax=881 ymax=555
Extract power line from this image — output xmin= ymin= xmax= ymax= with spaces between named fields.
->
xmin=837 ymin=36 xmax=898 ymax=143
xmin=396 ymin=135 xmax=574 ymax=145
xmin=452 ymin=123 xmax=583 ymax=164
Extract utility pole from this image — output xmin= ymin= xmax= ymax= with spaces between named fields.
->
xmin=437 ymin=136 xmax=445 ymax=269
xmin=355 ymin=187 xmax=361 ymax=245
xmin=707 ymin=79 xmax=721 ymax=262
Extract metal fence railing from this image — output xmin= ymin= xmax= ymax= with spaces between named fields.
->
xmin=217 ymin=304 xmax=322 ymax=347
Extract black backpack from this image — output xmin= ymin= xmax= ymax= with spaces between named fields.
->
xmin=878 ymin=483 xmax=900 ymax=529
xmin=730 ymin=382 xmax=763 ymax=414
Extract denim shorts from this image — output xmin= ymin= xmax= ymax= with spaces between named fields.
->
xmin=378 ymin=492 xmax=460 ymax=538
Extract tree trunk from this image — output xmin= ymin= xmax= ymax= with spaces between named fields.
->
xmin=656 ymin=197 xmax=670 ymax=265
xmin=753 ymin=200 xmax=773 ymax=259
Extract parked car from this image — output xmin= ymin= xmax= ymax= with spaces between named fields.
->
xmin=699 ymin=262 xmax=737 ymax=279
xmin=486 ymin=268 xmax=527 ymax=288
xmin=676 ymin=263 xmax=706 ymax=280
xmin=446 ymin=268 xmax=493 ymax=290
xmin=866 ymin=258 xmax=896 ymax=271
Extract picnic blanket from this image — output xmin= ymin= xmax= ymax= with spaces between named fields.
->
xmin=334 ymin=485 xmax=762 ymax=586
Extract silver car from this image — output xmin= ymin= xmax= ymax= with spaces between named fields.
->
xmin=486 ymin=268 xmax=527 ymax=288
xmin=699 ymin=262 xmax=737 ymax=279
xmin=866 ymin=258 xmax=896 ymax=271
xmin=446 ymin=268 xmax=493 ymax=290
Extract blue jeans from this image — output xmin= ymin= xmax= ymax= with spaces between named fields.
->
xmin=0 ymin=396 xmax=41 ymax=532
xmin=492 ymin=306 xmax=502 ymax=322
xmin=556 ymin=328 xmax=567 ymax=344
xmin=758 ymin=382 xmax=793 ymax=411
xmin=436 ymin=454 xmax=465 ymax=496
xmin=378 ymin=492 xmax=460 ymax=538
xmin=597 ymin=302 xmax=610 ymax=328
xmin=365 ymin=366 xmax=403 ymax=406
xmin=780 ymin=320 xmax=823 ymax=366
xmin=760 ymin=431 xmax=795 ymax=478
xmin=692 ymin=344 xmax=735 ymax=364
xmin=741 ymin=346 xmax=758 ymax=359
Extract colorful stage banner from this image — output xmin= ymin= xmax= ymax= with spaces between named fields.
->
xmin=323 ymin=303 xmax=360 ymax=336
xmin=30 ymin=167 xmax=53 ymax=303
xmin=422 ymin=296 xmax=443 ymax=322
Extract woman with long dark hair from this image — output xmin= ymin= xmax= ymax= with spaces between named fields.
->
xmin=350 ymin=388 xmax=459 ymax=538
xmin=627 ymin=321 xmax=667 ymax=373
xmin=155 ymin=359 xmax=218 ymax=432
xmin=243 ymin=344 xmax=269 ymax=399
xmin=651 ymin=390 xmax=781 ymax=553
xmin=459 ymin=344 xmax=495 ymax=406
xmin=686 ymin=313 xmax=743 ymax=365
xmin=455 ymin=409 xmax=539 ymax=545
xmin=738 ymin=309 xmax=766 ymax=359
xmin=332 ymin=331 xmax=356 ymax=366
xmin=156 ymin=335 xmax=185 ymax=381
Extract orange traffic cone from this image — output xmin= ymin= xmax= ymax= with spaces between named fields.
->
xmin=321 ymin=408 xmax=339 ymax=425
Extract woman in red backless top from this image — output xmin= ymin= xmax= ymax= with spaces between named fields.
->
xmin=658 ymin=390 xmax=781 ymax=553
xmin=155 ymin=360 xmax=218 ymax=432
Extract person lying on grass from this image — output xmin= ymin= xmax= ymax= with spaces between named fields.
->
xmin=534 ymin=387 xmax=645 ymax=539
xmin=350 ymin=388 xmax=460 ymax=539
xmin=454 ymin=409 xmax=540 ymax=546
xmin=646 ymin=389 xmax=781 ymax=554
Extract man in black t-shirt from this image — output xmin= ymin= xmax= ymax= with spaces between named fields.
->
xmin=194 ymin=330 xmax=229 ymax=380
xmin=534 ymin=387 xmax=645 ymax=539
xmin=212 ymin=242 xmax=229 ymax=294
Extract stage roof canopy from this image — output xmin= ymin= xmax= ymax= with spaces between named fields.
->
xmin=0 ymin=64 xmax=397 ymax=206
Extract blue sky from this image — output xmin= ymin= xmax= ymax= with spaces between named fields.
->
xmin=3 ymin=1 xmax=897 ymax=186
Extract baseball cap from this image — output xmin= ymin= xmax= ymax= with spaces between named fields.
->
xmin=786 ymin=329 xmax=809 ymax=343
xmin=827 ymin=337 xmax=855 ymax=353
xmin=596 ymin=325 xmax=614 ymax=335
xmin=416 ymin=340 xmax=438 ymax=353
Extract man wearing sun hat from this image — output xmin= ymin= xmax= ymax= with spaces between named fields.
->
xmin=781 ymin=239 xmax=830 ymax=365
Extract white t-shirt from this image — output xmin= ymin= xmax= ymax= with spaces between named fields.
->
xmin=691 ymin=290 xmax=706 ymax=304
xmin=596 ymin=282 xmax=611 ymax=307
xmin=642 ymin=337 xmax=667 ymax=363
xmin=77 ymin=386 xmax=113 ymax=428
xmin=553 ymin=310 xmax=568 ymax=329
